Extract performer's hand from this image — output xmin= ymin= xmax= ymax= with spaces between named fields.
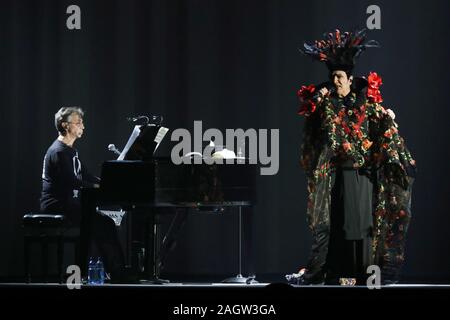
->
xmin=386 ymin=108 xmax=396 ymax=120
xmin=319 ymin=87 xmax=329 ymax=96
xmin=317 ymin=87 xmax=329 ymax=102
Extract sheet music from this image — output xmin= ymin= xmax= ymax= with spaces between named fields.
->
xmin=154 ymin=127 xmax=169 ymax=152
xmin=117 ymin=125 xmax=141 ymax=160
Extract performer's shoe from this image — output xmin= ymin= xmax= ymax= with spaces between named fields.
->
xmin=286 ymin=268 xmax=324 ymax=285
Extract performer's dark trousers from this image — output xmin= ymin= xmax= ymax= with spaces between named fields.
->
xmin=305 ymin=165 xmax=374 ymax=284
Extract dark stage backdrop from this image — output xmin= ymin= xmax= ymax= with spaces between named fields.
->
xmin=0 ymin=0 xmax=449 ymax=282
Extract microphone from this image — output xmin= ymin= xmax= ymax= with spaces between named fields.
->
xmin=312 ymin=84 xmax=335 ymax=101
xmin=108 ymin=144 xmax=121 ymax=156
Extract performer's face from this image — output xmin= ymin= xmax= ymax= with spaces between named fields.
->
xmin=65 ymin=113 xmax=84 ymax=139
xmin=331 ymin=70 xmax=352 ymax=97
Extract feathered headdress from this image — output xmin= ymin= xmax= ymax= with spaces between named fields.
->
xmin=301 ymin=28 xmax=380 ymax=73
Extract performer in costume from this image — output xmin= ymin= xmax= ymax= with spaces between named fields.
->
xmin=288 ymin=29 xmax=416 ymax=285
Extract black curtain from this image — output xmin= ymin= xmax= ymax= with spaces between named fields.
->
xmin=0 ymin=0 xmax=449 ymax=282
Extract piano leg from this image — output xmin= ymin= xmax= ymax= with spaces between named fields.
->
xmin=222 ymin=205 xmax=257 ymax=284
xmin=156 ymin=209 xmax=189 ymax=272
xmin=242 ymin=205 xmax=256 ymax=281
xmin=140 ymin=208 xmax=169 ymax=284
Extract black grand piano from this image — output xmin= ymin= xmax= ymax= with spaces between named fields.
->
xmin=79 ymin=120 xmax=257 ymax=283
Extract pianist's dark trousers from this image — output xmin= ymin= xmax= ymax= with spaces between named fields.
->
xmin=41 ymin=198 xmax=125 ymax=278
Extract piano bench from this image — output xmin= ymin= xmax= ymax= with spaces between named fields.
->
xmin=23 ymin=213 xmax=79 ymax=284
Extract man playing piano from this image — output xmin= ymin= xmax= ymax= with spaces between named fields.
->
xmin=40 ymin=107 xmax=126 ymax=281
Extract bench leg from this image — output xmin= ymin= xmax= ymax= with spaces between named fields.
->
xmin=24 ymin=237 xmax=31 ymax=283
xmin=42 ymin=237 xmax=48 ymax=283
xmin=58 ymin=235 xmax=64 ymax=284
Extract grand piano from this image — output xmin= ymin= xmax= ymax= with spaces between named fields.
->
xmin=79 ymin=120 xmax=257 ymax=283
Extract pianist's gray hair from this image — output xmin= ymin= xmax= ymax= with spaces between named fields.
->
xmin=55 ymin=107 xmax=84 ymax=136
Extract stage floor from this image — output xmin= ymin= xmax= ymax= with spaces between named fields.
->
xmin=2 ymin=282 xmax=450 ymax=288
xmin=2 ymin=282 xmax=449 ymax=313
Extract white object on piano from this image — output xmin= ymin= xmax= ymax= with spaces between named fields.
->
xmin=212 ymin=148 xmax=236 ymax=159
xmin=184 ymin=151 xmax=203 ymax=157
xmin=183 ymin=140 xmax=215 ymax=158
xmin=183 ymin=148 xmax=246 ymax=160
xmin=118 ymin=125 xmax=141 ymax=160
xmin=154 ymin=127 xmax=169 ymax=152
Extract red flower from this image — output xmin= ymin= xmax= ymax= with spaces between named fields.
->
xmin=355 ymin=129 xmax=363 ymax=139
xmin=341 ymin=121 xmax=351 ymax=135
xmin=367 ymin=72 xmax=382 ymax=89
xmin=398 ymin=210 xmax=407 ymax=218
xmin=342 ymin=141 xmax=352 ymax=152
xmin=297 ymin=84 xmax=316 ymax=100
xmin=384 ymin=128 xmax=393 ymax=138
xmin=297 ymin=100 xmax=316 ymax=116
xmin=367 ymin=72 xmax=383 ymax=103
xmin=367 ymin=87 xmax=383 ymax=103
xmin=362 ymin=139 xmax=373 ymax=150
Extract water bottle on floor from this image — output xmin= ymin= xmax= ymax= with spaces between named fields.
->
xmin=96 ymin=258 xmax=105 ymax=284
xmin=87 ymin=257 xmax=98 ymax=284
